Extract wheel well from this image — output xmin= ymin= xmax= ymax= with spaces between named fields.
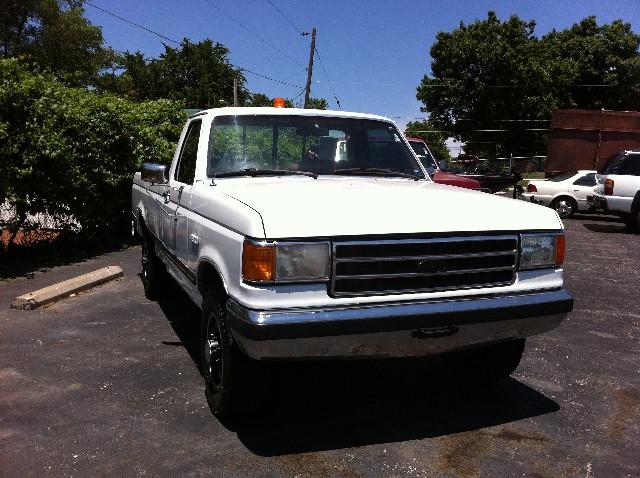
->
xmin=137 ymin=211 xmax=154 ymax=248
xmin=197 ymin=261 xmax=227 ymax=298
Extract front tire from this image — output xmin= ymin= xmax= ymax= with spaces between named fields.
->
xmin=551 ymin=197 xmax=577 ymax=219
xmin=442 ymin=339 xmax=526 ymax=384
xmin=201 ymin=291 xmax=260 ymax=419
xmin=141 ymin=236 xmax=167 ymax=300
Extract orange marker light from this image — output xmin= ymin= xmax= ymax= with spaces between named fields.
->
xmin=242 ymin=241 xmax=275 ymax=282
xmin=555 ymin=234 xmax=565 ymax=266
xmin=273 ymin=97 xmax=286 ymax=108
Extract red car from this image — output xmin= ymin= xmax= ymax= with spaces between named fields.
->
xmin=406 ymin=137 xmax=482 ymax=190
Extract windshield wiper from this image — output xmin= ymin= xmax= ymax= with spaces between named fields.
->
xmin=213 ymin=168 xmax=318 ymax=179
xmin=334 ymin=167 xmax=422 ymax=180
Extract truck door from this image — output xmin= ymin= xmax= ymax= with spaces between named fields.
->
xmin=163 ymin=119 xmax=201 ymax=270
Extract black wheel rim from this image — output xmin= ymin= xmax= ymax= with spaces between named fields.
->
xmin=204 ymin=314 xmax=223 ymax=387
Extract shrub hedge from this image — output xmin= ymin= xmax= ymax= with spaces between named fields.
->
xmin=0 ymin=58 xmax=186 ymax=241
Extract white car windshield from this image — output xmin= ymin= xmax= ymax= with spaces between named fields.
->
xmin=207 ymin=115 xmax=424 ymax=179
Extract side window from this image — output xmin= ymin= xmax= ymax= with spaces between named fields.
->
xmin=573 ymin=173 xmax=596 ymax=186
xmin=175 ymin=120 xmax=202 ymax=184
xmin=619 ymin=155 xmax=640 ymax=176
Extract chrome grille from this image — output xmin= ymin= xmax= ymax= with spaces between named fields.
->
xmin=331 ymin=235 xmax=518 ymax=297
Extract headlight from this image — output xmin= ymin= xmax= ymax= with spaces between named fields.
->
xmin=519 ymin=233 xmax=565 ymax=269
xmin=242 ymin=240 xmax=330 ymax=283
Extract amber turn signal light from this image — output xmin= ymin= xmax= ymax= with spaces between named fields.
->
xmin=242 ymin=241 xmax=275 ymax=282
xmin=555 ymin=234 xmax=565 ymax=266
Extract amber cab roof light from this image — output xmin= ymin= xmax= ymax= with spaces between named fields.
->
xmin=273 ymin=97 xmax=286 ymax=108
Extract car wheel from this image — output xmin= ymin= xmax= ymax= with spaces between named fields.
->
xmin=551 ymin=197 xmax=577 ymax=219
xmin=141 ymin=236 xmax=166 ymax=300
xmin=201 ymin=291 xmax=262 ymax=419
xmin=442 ymin=338 xmax=526 ymax=384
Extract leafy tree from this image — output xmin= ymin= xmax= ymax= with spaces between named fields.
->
xmin=306 ymin=97 xmax=328 ymax=110
xmin=1 ymin=0 xmax=114 ymax=86
xmin=404 ymin=120 xmax=450 ymax=161
xmin=417 ymin=12 xmax=549 ymax=158
xmin=247 ymin=93 xmax=272 ymax=107
xmin=542 ymin=17 xmax=640 ymax=111
xmin=416 ymin=12 xmax=640 ymax=158
xmin=0 ymin=58 xmax=186 ymax=244
xmin=100 ymin=39 xmax=248 ymax=109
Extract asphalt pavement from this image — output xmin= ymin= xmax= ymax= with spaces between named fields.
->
xmin=1 ymin=213 xmax=638 ymax=477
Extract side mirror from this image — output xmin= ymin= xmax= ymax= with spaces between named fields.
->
xmin=141 ymin=162 xmax=168 ymax=184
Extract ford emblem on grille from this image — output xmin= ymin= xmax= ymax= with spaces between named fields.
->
xmin=418 ymin=259 xmax=448 ymax=274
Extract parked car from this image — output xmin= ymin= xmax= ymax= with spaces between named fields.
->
xmin=405 ymin=137 xmax=483 ymax=190
xmin=521 ymin=170 xmax=597 ymax=218
xmin=591 ymin=150 xmax=640 ymax=230
xmin=132 ymin=105 xmax=573 ymax=418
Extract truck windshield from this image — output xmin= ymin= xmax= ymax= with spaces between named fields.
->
xmin=207 ymin=115 xmax=424 ymax=179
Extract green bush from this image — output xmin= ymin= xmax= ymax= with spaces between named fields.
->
xmin=0 ymin=58 xmax=186 ymax=241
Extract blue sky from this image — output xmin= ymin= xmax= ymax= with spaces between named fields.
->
xmin=85 ymin=0 xmax=639 ymax=130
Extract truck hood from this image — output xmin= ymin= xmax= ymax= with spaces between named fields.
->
xmin=216 ymin=177 xmax=562 ymax=238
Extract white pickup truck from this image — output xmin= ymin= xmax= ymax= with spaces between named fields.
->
xmin=592 ymin=150 xmax=640 ymax=231
xmin=132 ymin=107 xmax=573 ymax=417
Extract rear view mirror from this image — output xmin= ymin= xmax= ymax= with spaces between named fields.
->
xmin=295 ymin=124 xmax=330 ymax=137
xmin=141 ymin=162 xmax=168 ymax=184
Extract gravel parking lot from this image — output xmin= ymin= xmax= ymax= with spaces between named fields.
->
xmin=1 ymin=214 xmax=638 ymax=477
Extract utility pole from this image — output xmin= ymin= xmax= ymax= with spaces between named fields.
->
xmin=233 ymin=77 xmax=238 ymax=107
xmin=303 ymin=27 xmax=316 ymax=109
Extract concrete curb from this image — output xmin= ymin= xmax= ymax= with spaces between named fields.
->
xmin=11 ymin=266 xmax=124 ymax=310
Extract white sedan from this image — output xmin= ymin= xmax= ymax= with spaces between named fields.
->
xmin=521 ymin=170 xmax=597 ymax=218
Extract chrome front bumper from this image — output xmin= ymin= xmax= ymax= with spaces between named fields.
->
xmin=227 ymin=289 xmax=573 ymax=360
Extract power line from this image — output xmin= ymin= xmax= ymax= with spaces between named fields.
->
xmin=421 ymin=82 xmax=640 ymax=88
xmin=240 ymin=68 xmax=304 ymax=89
xmin=314 ymin=47 xmax=341 ymax=109
xmin=85 ymin=1 xmax=302 ymax=92
xmin=264 ymin=1 xmax=342 ymax=109
xmin=265 ymin=0 xmax=304 ymax=35
xmin=84 ymin=1 xmax=180 ymax=45
xmin=202 ymin=0 xmax=306 ymax=69
xmin=409 ymin=129 xmax=551 ymax=133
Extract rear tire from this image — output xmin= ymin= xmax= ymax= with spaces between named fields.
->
xmin=551 ymin=197 xmax=577 ymax=219
xmin=141 ymin=236 xmax=167 ymax=300
xmin=442 ymin=339 xmax=526 ymax=384
xmin=201 ymin=291 xmax=262 ymax=419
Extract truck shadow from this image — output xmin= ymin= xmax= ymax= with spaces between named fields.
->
xmin=156 ymin=280 xmax=559 ymax=456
